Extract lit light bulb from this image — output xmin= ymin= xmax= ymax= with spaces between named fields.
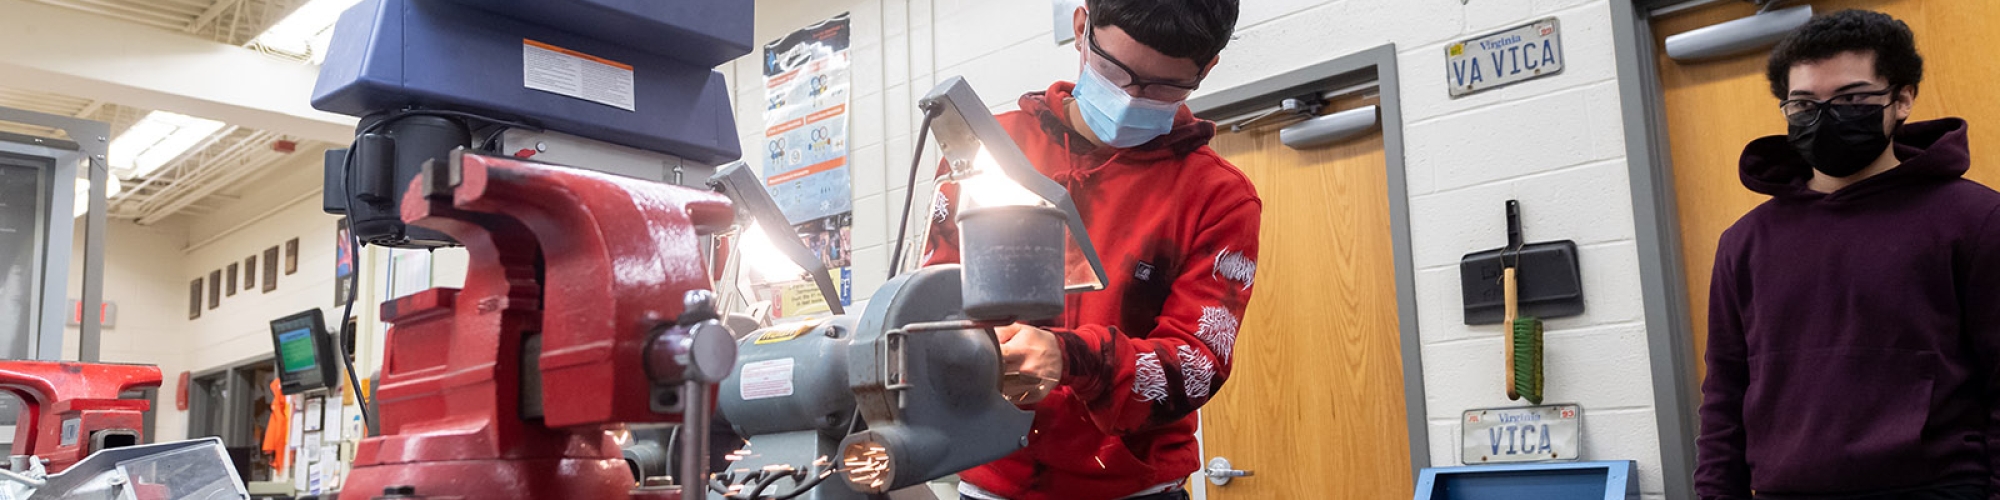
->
xmin=737 ymin=223 xmax=805 ymax=283
xmin=957 ymin=147 xmax=1042 ymax=209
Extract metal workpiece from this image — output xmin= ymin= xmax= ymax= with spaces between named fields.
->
xmin=957 ymin=205 xmax=1068 ymax=322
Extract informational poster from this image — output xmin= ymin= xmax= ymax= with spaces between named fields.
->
xmin=762 ymin=14 xmax=853 ymax=224
xmin=752 ymin=14 xmax=857 ymax=319
xmin=751 ymin=214 xmax=853 ymax=318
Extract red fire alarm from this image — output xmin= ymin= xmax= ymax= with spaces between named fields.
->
xmin=175 ymin=371 xmax=191 ymax=411
xmin=271 ymin=140 xmax=298 ymax=154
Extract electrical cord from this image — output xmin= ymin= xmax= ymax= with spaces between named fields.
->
xmin=886 ymin=108 xmax=941 ymax=282
xmin=334 ymin=108 xmax=543 ymax=437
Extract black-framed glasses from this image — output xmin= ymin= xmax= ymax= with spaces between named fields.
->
xmin=1780 ymin=87 xmax=1897 ymax=127
xmin=1084 ymin=27 xmax=1203 ymax=102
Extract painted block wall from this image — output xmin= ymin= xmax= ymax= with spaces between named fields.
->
xmin=727 ymin=0 xmax=1662 ymax=497
xmin=60 ymin=218 xmax=194 ymax=443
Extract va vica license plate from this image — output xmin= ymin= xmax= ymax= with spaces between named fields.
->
xmin=1462 ymin=404 xmax=1582 ymax=464
xmin=1446 ymin=17 xmax=1564 ymax=97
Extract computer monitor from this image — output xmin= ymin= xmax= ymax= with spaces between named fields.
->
xmin=268 ymin=309 xmax=339 ymax=394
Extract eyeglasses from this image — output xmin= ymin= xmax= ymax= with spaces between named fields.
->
xmin=1779 ymin=87 xmax=1897 ymax=127
xmin=1085 ymin=28 xmax=1204 ymax=102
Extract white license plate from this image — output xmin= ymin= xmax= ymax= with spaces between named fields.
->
xmin=1446 ymin=18 xmax=1564 ymax=97
xmin=1462 ymin=404 xmax=1582 ymax=464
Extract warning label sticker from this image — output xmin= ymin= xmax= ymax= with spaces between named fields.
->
xmin=522 ymin=39 xmax=637 ymax=111
xmin=739 ymin=358 xmax=796 ymax=401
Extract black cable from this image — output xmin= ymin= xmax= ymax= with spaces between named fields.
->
xmin=886 ymin=109 xmax=941 ymax=281
xmin=736 ymin=470 xmax=790 ymax=500
xmin=765 ymin=468 xmax=839 ymax=500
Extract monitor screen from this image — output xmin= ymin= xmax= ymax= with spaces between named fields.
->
xmin=268 ymin=309 xmax=334 ymax=393
xmin=276 ymin=327 xmax=318 ymax=373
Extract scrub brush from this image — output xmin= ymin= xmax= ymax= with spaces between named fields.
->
xmin=1502 ymin=201 xmax=1544 ymax=405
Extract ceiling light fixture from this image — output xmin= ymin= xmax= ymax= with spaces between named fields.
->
xmin=107 ymin=111 xmax=227 ymax=179
xmin=251 ymin=0 xmax=362 ymax=62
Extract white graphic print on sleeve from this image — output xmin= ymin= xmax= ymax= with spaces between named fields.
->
xmin=1212 ymin=247 xmax=1256 ymax=290
xmin=1178 ymin=345 xmax=1214 ymax=399
xmin=1133 ymin=351 xmax=1169 ymax=403
xmin=1196 ymin=306 xmax=1239 ymax=363
xmin=931 ymin=190 xmax=951 ymax=224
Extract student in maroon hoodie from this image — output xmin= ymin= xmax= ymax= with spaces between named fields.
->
xmin=1696 ymin=10 xmax=2000 ymax=500
xmin=921 ymin=1 xmax=1252 ymax=499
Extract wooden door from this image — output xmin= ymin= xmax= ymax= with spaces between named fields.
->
xmin=1199 ymin=100 xmax=1411 ymax=498
xmin=1655 ymin=0 xmax=2000 ymax=379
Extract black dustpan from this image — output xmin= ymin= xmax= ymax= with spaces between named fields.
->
xmin=1460 ymin=200 xmax=1585 ymax=325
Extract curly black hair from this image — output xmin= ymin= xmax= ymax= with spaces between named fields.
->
xmin=1766 ymin=9 xmax=1923 ymax=100
xmin=1086 ymin=0 xmax=1239 ymax=68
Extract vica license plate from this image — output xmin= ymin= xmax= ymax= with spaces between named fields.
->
xmin=1461 ymin=404 xmax=1582 ymax=464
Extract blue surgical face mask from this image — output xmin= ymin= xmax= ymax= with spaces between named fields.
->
xmin=1074 ymin=63 xmax=1183 ymax=148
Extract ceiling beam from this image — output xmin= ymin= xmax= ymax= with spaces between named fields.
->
xmin=0 ymin=0 xmax=356 ymax=144
xmin=186 ymin=0 xmax=244 ymax=34
xmin=72 ymin=100 xmax=103 ymax=119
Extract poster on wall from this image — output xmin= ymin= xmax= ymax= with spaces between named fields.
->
xmin=753 ymin=13 xmax=855 ymax=318
xmin=762 ymin=13 xmax=853 ymax=225
xmin=750 ymin=213 xmax=853 ymax=318
xmin=285 ymin=238 xmax=301 ymax=275
xmin=334 ymin=219 xmax=355 ymax=304
xmin=226 ymin=263 xmax=238 ymax=297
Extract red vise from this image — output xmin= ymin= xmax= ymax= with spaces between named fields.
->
xmin=0 ymin=361 xmax=162 ymax=472
xmin=341 ymin=152 xmax=732 ymax=500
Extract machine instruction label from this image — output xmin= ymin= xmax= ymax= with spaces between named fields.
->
xmin=739 ymin=358 xmax=796 ymax=400
xmin=522 ymin=39 xmax=637 ymax=111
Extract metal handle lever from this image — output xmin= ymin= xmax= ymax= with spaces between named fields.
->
xmin=1204 ymin=457 xmax=1253 ymax=486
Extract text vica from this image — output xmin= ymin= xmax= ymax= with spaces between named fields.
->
xmin=1452 ymin=39 xmax=1559 ymax=87
xmin=1489 ymin=424 xmax=1555 ymax=456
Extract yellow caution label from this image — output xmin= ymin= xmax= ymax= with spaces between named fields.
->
xmin=755 ymin=322 xmax=818 ymax=344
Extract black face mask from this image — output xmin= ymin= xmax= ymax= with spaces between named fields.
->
xmin=1787 ymin=104 xmax=1892 ymax=178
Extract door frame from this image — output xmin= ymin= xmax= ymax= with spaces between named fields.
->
xmin=1609 ymin=1 xmax=1721 ymax=498
xmin=1186 ymin=43 xmax=1430 ymax=478
xmin=187 ymin=355 xmax=276 ymax=447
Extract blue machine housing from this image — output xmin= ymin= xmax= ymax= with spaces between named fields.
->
xmin=433 ymin=0 xmax=752 ymax=67
xmin=311 ymin=0 xmax=750 ymax=164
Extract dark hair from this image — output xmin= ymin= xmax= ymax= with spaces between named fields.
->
xmin=1086 ymin=0 xmax=1239 ymax=68
xmin=1765 ymin=9 xmax=1923 ymax=99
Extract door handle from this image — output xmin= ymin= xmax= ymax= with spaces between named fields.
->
xmin=1204 ymin=457 xmax=1253 ymax=486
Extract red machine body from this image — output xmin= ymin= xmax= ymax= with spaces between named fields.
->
xmin=341 ymin=152 xmax=732 ymax=500
xmin=0 ymin=361 xmax=163 ymax=472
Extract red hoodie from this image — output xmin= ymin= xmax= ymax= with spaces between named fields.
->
xmin=924 ymin=82 xmax=1262 ymax=499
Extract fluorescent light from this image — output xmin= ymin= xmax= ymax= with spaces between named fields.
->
xmin=251 ymin=0 xmax=361 ymax=60
xmin=108 ymin=111 xmax=226 ymax=179
xmin=72 ymin=175 xmax=124 ymax=219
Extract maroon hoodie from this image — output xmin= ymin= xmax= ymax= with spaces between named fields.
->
xmin=1696 ymin=118 xmax=2000 ymax=499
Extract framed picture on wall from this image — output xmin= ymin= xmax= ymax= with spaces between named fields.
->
xmin=244 ymin=256 xmax=257 ymax=290
xmin=188 ymin=278 xmax=202 ymax=319
xmin=334 ymin=218 xmax=355 ymax=305
xmin=225 ymin=263 xmax=238 ymax=297
xmin=285 ymin=238 xmax=300 ymax=275
xmin=263 ymin=246 xmax=280 ymax=292
xmin=207 ymin=270 xmax=221 ymax=310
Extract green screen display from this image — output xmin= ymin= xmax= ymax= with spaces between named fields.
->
xmin=277 ymin=328 xmax=317 ymax=373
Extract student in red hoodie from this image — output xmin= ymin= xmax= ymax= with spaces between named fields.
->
xmin=1696 ymin=10 xmax=2000 ymax=500
xmin=920 ymin=1 xmax=1252 ymax=499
